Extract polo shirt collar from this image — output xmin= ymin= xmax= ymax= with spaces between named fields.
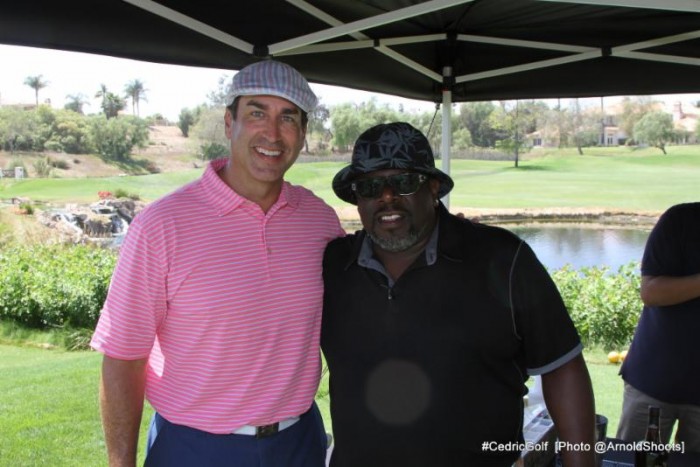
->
xmin=357 ymin=223 xmax=439 ymax=266
xmin=349 ymin=212 xmax=440 ymax=272
xmin=201 ymin=158 xmax=300 ymax=216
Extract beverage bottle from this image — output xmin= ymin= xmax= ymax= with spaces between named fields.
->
xmin=634 ymin=406 xmax=668 ymax=467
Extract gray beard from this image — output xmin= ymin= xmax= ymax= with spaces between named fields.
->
xmin=367 ymin=223 xmax=430 ymax=253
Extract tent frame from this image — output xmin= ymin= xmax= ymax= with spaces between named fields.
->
xmin=4 ymin=0 xmax=700 ymax=205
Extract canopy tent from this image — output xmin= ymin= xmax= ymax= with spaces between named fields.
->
xmin=2 ymin=0 xmax=699 ymax=101
xmin=2 ymin=0 xmax=699 ymax=204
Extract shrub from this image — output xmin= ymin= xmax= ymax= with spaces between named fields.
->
xmin=0 ymin=107 xmax=94 ymax=154
xmin=144 ymin=160 xmax=161 ymax=174
xmin=0 ymin=107 xmax=41 ymax=152
xmin=0 ymin=246 xmax=642 ymax=352
xmin=89 ymin=115 xmax=149 ymax=161
xmin=43 ymin=140 xmax=63 ymax=152
xmin=178 ymin=108 xmax=196 ymax=137
xmin=18 ymin=202 xmax=34 ymax=215
xmin=190 ymin=107 xmax=228 ymax=157
xmin=32 ymin=157 xmax=53 ymax=178
xmin=551 ymin=262 xmax=642 ymax=349
xmin=50 ymin=158 xmax=70 ymax=170
xmin=113 ymin=188 xmax=128 ymax=199
xmin=113 ymin=188 xmax=140 ymax=200
xmin=43 ymin=109 xmax=94 ymax=154
xmin=199 ymin=142 xmax=228 ymax=161
xmin=0 ymin=244 xmax=117 ymax=329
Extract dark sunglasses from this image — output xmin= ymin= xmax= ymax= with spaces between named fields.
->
xmin=351 ymin=173 xmax=428 ymax=199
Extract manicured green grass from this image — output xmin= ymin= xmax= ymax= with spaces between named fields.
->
xmin=0 ymin=342 xmax=152 ymax=466
xmin=2 ymin=145 xmax=699 ymax=211
xmin=1 ymin=345 xmax=103 ymax=466
xmin=445 ymin=146 xmax=700 ymax=211
xmin=0 ymin=341 xmax=621 ymax=464
xmin=0 ymin=170 xmax=203 ymax=204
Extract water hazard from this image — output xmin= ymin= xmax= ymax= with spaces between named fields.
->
xmin=505 ymin=224 xmax=651 ymax=271
xmin=341 ymin=220 xmax=652 ymax=272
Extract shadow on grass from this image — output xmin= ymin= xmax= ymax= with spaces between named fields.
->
xmin=462 ymin=164 xmax=553 ymax=177
xmin=112 ymin=157 xmax=161 ymax=175
xmin=507 ymin=165 xmax=552 ymax=172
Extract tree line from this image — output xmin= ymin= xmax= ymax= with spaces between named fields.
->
xmin=22 ymin=74 xmax=148 ymax=117
xmin=0 ymin=76 xmax=152 ymax=172
xmin=4 ymin=74 xmax=698 ymax=170
xmin=180 ymin=92 xmax=699 ymax=162
xmin=0 ymin=105 xmax=150 ymax=165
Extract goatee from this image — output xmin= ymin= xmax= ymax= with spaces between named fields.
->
xmin=368 ymin=221 xmax=432 ymax=253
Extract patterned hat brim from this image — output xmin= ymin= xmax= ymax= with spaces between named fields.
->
xmin=332 ymin=164 xmax=454 ymax=205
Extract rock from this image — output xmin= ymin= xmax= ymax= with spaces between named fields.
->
xmin=81 ymin=218 xmax=112 ymax=237
xmin=38 ymin=198 xmax=146 ymax=245
xmin=11 ymin=196 xmax=31 ymax=205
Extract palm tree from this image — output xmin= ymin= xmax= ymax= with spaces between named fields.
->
xmin=95 ymin=84 xmax=125 ymax=118
xmin=24 ymin=75 xmax=49 ymax=107
xmin=95 ymin=83 xmax=109 ymax=110
xmin=103 ymin=92 xmax=126 ymax=119
xmin=65 ymin=93 xmax=89 ymax=114
xmin=124 ymin=79 xmax=148 ymax=116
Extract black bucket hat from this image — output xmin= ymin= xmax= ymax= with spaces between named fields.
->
xmin=332 ymin=122 xmax=454 ymax=204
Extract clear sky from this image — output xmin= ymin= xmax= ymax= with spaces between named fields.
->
xmin=0 ymin=44 xmax=435 ymax=121
xmin=1 ymin=44 xmax=698 ymax=121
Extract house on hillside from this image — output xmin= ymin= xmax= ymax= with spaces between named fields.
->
xmin=528 ymin=130 xmax=551 ymax=148
xmin=527 ymin=105 xmax=628 ymax=149
xmin=527 ymin=99 xmax=699 ymax=148
xmin=598 ymin=111 xmax=626 ymax=146
xmin=671 ymin=101 xmax=699 ymax=143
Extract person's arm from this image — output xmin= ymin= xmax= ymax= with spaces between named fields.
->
xmin=100 ymin=355 xmax=148 ymax=467
xmin=542 ymin=354 xmax=596 ymax=467
xmin=640 ymin=274 xmax=700 ymax=307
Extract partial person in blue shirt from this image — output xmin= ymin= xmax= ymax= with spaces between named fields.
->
xmin=618 ymin=202 xmax=700 ymax=453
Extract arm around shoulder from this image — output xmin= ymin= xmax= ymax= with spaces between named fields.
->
xmin=100 ymin=355 xmax=149 ymax=467
xmin=542 ymin=354 xmax=596 ymax=467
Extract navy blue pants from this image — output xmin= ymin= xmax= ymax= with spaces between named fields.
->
xmin=144 ymin=404 xmax=327 ymax=467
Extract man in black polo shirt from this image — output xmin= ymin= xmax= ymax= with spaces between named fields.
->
xmin=322 ymin=122 xmax=596 ymax=467
xmin=617 ymin=202 xmax=700 ymax=452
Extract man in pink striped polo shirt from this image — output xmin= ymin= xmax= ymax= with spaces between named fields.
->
xmin=91 ymin=61 xmax=344 ymax=467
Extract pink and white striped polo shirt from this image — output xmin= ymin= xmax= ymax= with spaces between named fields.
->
xmin=91 ymin=158 xmax=344 ymax=434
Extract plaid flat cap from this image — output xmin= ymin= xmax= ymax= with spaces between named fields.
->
xmin=226 ymin=60 xmax=317 ymax=113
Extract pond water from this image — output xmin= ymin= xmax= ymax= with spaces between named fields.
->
xmin=341 ymin=220 xmax=653 ymax=272
xmin=505 ymin=224 xmax=651 ymax=272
